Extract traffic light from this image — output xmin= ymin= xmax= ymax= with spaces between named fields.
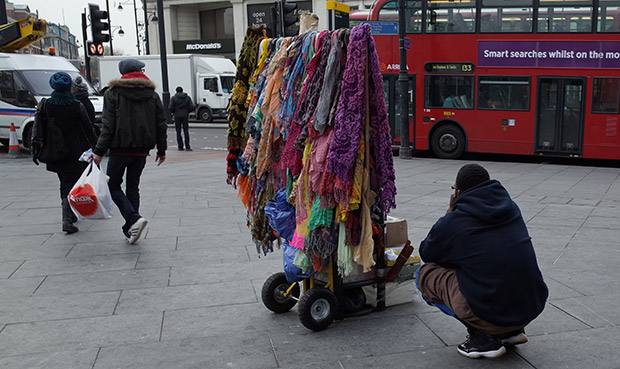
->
xmin=280 ymin=0 xmax=298 ymax=37
xmin=89 ymin=3 xmax=110 ymax=44
xmin=269 ymin=2 xmax=280 ymax=38
xmin=87 ymin=41 xmax=104 ymax=56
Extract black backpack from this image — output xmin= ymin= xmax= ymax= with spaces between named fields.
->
xmin=32 ymin=98 xmax=68 ymax=164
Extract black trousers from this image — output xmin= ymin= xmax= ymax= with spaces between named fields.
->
xmin=175 ymin=116 xmax=190 ymax=149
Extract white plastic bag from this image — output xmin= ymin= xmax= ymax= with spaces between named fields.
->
xmin=68 ymin=162 xmax=114 ymax=219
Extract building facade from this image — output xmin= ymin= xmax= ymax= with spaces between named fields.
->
xmin=145 ymin=0 xmax=368 ymax=59
xmin=42 ymin=23 xmax=80 ymax=59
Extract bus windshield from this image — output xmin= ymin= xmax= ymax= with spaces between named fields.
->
xmin=20 ymin=70 xmax=98 ymax=96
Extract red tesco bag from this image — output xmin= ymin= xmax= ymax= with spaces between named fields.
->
xmin=69 ymin=183 xmax=99 ymax=217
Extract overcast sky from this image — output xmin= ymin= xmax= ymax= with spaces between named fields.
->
xmin=24 ymin=0 xmax=142 ymax=55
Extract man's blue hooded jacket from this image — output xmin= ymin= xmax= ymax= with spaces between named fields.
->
xmin=419 ymin=179 xmax=548 ymax=326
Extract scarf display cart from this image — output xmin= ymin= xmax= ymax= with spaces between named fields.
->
xmin=226 ymin=24 xmax=415 ymax=331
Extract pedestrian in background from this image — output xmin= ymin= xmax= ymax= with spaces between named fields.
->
xmin=31 ymin=72 xmax=98 ymax=234
xmin=72 ymin=76 xmax=99 ymax=136
xmin=90 ymin=58 xmax=167 ymax=244
xmin=416 ymin=164 xmax=548 ymax=359
xmin=169 ymin=86 xmax=194 ymax=151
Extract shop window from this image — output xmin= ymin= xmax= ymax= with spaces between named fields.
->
xmin=478 ymin=76 xmax=530 ymax=111
xmin=424 ymin=75 xmax=474 ymax=109
xmin=200 ymin=7 xmax=234 ymax=39
xmin=592 ymin=78 xmax=620 ymax=113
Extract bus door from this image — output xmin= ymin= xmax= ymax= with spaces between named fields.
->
xmin=535 ymin=77 xmax=586 ymax=155
xmin=383 ymin=74 xmax=415 ymax=146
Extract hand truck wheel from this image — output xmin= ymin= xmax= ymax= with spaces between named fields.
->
xmin=298 ymin=287 xmax=338 ymax=331
xmin=261 ymin=272 xmax=300 ymax=313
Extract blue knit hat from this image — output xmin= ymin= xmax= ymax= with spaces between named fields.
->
xmin=118 ymin=58 xmax=145 ymax=75
xmin=49 ymin=72 xmax=73 ymax=92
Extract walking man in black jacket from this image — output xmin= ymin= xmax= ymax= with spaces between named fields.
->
xmin=416 ymin=164 xmax=548 ymax=359
xmin=90 ymin=58 xmax=167 ymax=244
xmin=169 ymin=86 xmax=195 ymax=151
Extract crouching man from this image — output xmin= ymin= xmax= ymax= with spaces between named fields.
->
xmin=416 ymin=164 xmax=548 ymax=359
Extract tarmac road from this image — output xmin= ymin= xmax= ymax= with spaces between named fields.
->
xmin=1 ymin=145 xmax=620 ymax=368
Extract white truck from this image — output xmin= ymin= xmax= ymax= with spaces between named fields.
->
xmin=0 ymin=53 xmax=103 ymax=148
xmin=96 ymin=54 xmax=236 ymax=122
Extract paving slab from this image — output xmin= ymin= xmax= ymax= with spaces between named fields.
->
xmin=1 ymin=151 xmax=620 ymax=368
xmin=0 ymin=349 xmax=98 ymax=369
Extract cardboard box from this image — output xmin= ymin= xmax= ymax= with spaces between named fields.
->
xmin=385 ymin=216 xmax=408 ymax=247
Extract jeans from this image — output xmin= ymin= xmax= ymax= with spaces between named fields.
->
xmin=106 ymin=155 xmax=146 ymax=235
xmin=175 ymin=116 xmax=190 ymax=149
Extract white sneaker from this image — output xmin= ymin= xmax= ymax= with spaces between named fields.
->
xmin=127 ymin=217 xmax=148 ymax=244
xmin=501 ymin=331 xmax=528 ymax=346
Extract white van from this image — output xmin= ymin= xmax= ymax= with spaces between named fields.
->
xmin=0 ymin=53 xmax=103 ymax=148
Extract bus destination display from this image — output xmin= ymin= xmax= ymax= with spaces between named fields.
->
xmin=424 ymin=62 xmax=475 ymax=74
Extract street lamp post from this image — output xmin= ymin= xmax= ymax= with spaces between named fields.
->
xmin=156 ymin=0 xmax=172 ymax=124
xmin=143 ymin=0 xmax=149 ymax=54
xmin=105 ymin=0 xmax=114 ymax=56
xmin=398 ymin=0 xmax=412 ymax=159
xmin=117 ymin=0 xmax=141 ymax=55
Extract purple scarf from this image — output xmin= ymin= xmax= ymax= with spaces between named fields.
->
xmin=327 ymin=24 xmax=396 ymax=214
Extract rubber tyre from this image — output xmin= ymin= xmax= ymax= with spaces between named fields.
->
xmin=261 ymin=272 xmax=300 ymax=313
xmin=431 ymin=125 xmax=466 ymax=159
xmin=298 ymin=288 xmax=337 ymax=331
xmin=198 ymin=108 xmax=213 ymax=123
xmin=0 ymin=138 xmax=9 ymax=147
xmin=21 ymin=123 xmax=32 ymax=149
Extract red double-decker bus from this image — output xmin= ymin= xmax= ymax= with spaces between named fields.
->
xmin=364 ymin=0 xmax=620 ymax=160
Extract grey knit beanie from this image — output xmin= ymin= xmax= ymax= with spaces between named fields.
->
xmin=72 ymin=76 xmax=88 ymax=95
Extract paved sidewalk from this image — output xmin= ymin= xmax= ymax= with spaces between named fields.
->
xmin=1 ymin=149 xmax=619 ymax=369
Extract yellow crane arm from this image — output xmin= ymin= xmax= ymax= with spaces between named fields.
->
xmin=0 ymin=17 xmax=47 ymax=52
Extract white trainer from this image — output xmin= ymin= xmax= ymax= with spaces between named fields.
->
xmin=127 ymin=217 xmax=148 ymax=244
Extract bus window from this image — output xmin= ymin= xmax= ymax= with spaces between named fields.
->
xmin=481 ymin=1 xmax=534 ymax=33
xmin=424 ymin=75 xmax=474 ymax=109
xmin=377 ymin=1 xmax=422 ymax=33
xmin=349 ymin=9 xmax=370 ymax=27
xmin=426 ymin=0 xmax=475 ymax=33
xmin=538 ymin=1 xmax=593 ymax=33
xmin=597 ymin=0 xmax=620 ymax=32
xmin=478 ymin=76 xmax=530 ymax=111
xmin=592 ymin=78 xmax=620 ymax=114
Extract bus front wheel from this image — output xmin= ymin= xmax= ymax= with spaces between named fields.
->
xmin=431 ymin=125 xmax=465 ymax=159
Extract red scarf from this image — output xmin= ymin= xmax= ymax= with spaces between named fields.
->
xmin=121 ymin=71 xmax=150 ymax=80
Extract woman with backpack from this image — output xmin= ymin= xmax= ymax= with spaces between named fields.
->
xmin=31 ymin=72 xmax=98 ymax=234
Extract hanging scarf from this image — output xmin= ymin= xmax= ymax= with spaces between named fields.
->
xmin=366 ymin=25 xmax=397 ymax=214
xmin=312 ymin=30 xmax=344 ymax=134
xmin=326 ymin=25 xmax=368 ymax=185
xmin=279 ymin=33 xmax=315 ymax=131
xmin=227 ymin=26 xmax=265 ymax=152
